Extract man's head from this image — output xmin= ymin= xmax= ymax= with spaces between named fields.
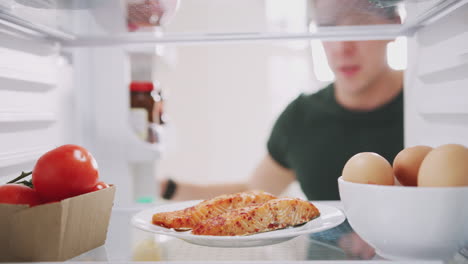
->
xmin=312 ymin=0 xmax=401 ymax=95
xmin=313 ymin=0 xmax=400 ymax=27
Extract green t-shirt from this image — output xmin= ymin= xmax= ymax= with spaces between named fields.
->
xmin=267 ymin=84 xmax=403 ymax=200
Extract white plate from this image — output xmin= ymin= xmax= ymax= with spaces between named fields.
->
xmin=131 ymin=200 xmax=346 ymax=248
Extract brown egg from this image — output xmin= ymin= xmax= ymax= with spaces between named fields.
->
xmin=418 ymin=144 xmax=468 ymax=187
xmin=393 ymin=145 xmax=433 ymax=186
xmin=342 ymin=152 xmax=395 ymax=185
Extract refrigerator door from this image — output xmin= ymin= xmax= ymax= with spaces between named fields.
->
xmin=405 ymin=2 xmax=468 ymax=147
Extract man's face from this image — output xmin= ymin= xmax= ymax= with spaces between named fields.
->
xmin=314 ymin=0 xmax=400 ymax=94
xmin=322 ymin=39 xmax=390 ymax=94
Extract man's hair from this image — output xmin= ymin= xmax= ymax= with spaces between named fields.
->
xmin=311 ymin=0 xmax=400 ymax=26
xmin=362 ymin=0 xmax=399 ymax=20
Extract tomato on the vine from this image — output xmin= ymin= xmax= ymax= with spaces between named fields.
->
xmin=32 ymin=144 xmax=99 ymax=201
xmin=91 ymin=181 xmax=109 ymax=192
xmin=0 ymin=184 xmax=42 ymax=207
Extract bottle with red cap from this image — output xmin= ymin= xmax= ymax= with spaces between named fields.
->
xmin=130 ymin=81 xmax=158 ymax=143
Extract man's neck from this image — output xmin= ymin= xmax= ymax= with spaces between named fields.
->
xmin=334 ymin=69 xmax=403 ymax=111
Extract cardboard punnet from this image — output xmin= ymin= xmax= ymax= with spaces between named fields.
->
xmin=0 ymin=185 xmax=115 ymax=262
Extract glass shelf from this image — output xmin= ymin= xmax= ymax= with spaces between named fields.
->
xmin=0 ymin=0 xmax=466 ymax=46
xmin=64 ymin=201 xmax=467 ymax=262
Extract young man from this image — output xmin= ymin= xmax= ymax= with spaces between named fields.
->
xmin=162 ymin=1 xmax=403 ymax=202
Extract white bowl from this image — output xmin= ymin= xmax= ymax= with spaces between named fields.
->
xmin=338 ymin=177 xmax=468 ymax=260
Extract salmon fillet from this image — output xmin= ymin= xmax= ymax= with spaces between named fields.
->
xmin=152 ymin=190 xmax=276 ymax=229
xmin=192 ymin=198 xmax=320 ymax=236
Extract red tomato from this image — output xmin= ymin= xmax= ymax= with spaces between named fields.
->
xmin=91 ymin=181 xmax=109 ymax=192
xmin=0 ymin=184 xmax=42 ymax=207
xmin=32 ymin=144 xmax=99 ymax=201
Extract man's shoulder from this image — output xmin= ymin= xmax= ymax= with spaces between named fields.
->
xmin=293 ymin=84 xmax=333 ymax=109
xmin=279 ymin=84 xmax=334 ymax=124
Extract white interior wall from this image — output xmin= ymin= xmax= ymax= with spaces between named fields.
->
xmin=155 ymin=44 xmax=320 ymax=183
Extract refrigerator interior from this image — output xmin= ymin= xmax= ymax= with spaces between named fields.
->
xmin=0 ymin=0 xmax=467 ymax=207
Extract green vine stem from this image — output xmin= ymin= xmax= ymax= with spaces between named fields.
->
xmin=15 ymin=180 xmax=33 ymax=188
xmin=7 ymin=171 xmax=32 ymax=184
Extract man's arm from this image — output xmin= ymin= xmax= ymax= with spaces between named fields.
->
xmin=248 ymin=154 xmax=296 ymax=196
xmin=163 ymin=154 xmax=296 ymax=201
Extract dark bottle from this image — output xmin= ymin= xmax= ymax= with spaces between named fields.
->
xmin=130 ymin=81 xmax=157 ymax=143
